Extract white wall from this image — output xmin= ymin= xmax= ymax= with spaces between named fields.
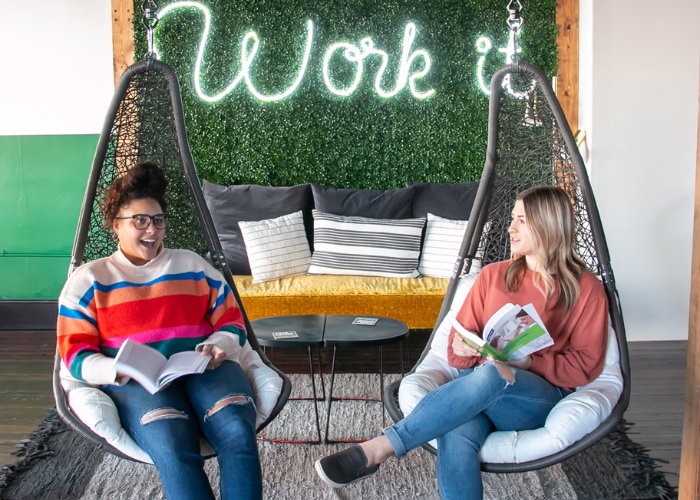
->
xmin=0 ymin=0 xmax=113 ymax=135
xmin=580 ymin=0 xmax=700 ymax=340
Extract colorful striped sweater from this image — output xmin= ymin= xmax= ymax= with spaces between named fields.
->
xmin=58 ymin=247 xmax=247 ymax=385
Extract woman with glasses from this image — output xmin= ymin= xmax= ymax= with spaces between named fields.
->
xmin=57 ymin=161 xmax=262 ymax=500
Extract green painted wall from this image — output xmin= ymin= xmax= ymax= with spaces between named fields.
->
xmin=0 ymin=135 xmax=98 ymax=299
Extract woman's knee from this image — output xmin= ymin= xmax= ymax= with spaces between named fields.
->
xmin=129 ymin=407 xmax=201 ymax=459
xmin=469 ymin=361 xmax=516 ymax=389
xmin=203 ymin=393 xmax=257 ymax=445
xmin=204 ymin=393 xmax=254 ymax=422
xmin=139 ymin=406 xmax=190 ymax=425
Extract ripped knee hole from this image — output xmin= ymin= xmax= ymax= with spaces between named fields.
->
xmin=140 ymin=407 xmax=188 ymax=425
xmin=206 ymin=394 xmax=252 ymax=418
xmin=492 ymin=361 xmax=516 ymax=385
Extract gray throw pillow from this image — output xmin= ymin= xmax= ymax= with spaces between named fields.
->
xmin=311 ymin=184 xmax=415 ymax=219
xmin=203 ymin=181 xmax=313 ymax=275
xmin=407 ymin=182 xmax=480 ymax=220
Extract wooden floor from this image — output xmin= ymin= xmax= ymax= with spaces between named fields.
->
xmin=0 ymin=331 xmax=687 ymax=490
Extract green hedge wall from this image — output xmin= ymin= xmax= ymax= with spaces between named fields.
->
xmin=135 ymin=0 xmax=557 ymax=189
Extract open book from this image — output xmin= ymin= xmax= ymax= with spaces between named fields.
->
xmin=113 ymin=338 xmax=211 ymax=394
xmin=451 ymin=303 xmax=554 ymax=362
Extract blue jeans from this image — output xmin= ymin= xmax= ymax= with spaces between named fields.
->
xmin=103 ymin=360 xmax=262 ymax=500
xmin=383 ymin=362 xmax=568 ymax=500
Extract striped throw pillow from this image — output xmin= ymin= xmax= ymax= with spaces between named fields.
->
xmin=418 ymin=213 xmax=467 ymax=278
xmin=309 ymin=210 xmax=426 ymax=278
xmin=418 ymin=213 xmax=469 ymax=278
xmin=238 ymin=211 xmax=311 ymax=283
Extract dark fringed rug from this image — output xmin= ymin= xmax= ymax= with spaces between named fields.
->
xmin=0 ymin=374 xmax=678 ymax=500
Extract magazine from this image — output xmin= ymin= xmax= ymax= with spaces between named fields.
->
xmin=113 ymin=338 xmax=211 ymax=394
xmin=450 ymin=303 xmax=554 ymax=362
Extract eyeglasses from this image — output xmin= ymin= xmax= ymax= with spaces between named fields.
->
xmin=114 ymin=213 xmax=168 ymax=230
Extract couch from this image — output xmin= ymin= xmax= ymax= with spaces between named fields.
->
xmin=203 ymin=181 xmax=481 ymax=329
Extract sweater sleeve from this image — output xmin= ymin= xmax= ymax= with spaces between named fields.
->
xmin=202 ymin=261 xmax=247 ymax=357
xmin=529 ymin=292 xmax=609 ymax=390
xmin=447 ymin=330 xmax=481 ymax=370
xmin=197 ymin=331 xmax=242 ymax=362
xmin=57 ymin=272 xmax=118 ymax=385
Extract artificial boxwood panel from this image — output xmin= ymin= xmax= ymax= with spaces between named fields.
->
xmin=134 ymin=0 xmax=557 ymax=189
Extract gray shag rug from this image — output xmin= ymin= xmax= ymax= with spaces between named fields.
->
xmin=0 ymin=374 xmax=677 ymax=499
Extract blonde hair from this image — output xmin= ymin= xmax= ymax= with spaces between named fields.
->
xmin=505 ymin=186 xmax=587 ymax=314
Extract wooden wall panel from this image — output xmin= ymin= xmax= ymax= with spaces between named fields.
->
xmin=555 ymin=0 xmax=579 ymax=133
xmin=111 ymin=0 xmax=135 ymax=89
xmin=679 ymin=71 xmax=700 ymax=500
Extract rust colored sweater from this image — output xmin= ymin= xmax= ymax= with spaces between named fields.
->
xmin=447 ymin=260 xmax=608 ymax=391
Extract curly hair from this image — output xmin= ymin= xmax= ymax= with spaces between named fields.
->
xmin=100 ymin=161 xmax=168 ymax=228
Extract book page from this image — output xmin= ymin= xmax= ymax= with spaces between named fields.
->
xmin=450 ymin=317 xmax=504 ymax=360
xmin=113 ymin=339 xmax=167 ymax=394
xmin=157 ymin=351 xmax=210 ymax=387
xmin=450 ymin=317 xmax=485 ymax=348
xmin=483 ymin=303 xmax=519 ymax=344
xmin=498 ymin=303 xmax=554 ymax=360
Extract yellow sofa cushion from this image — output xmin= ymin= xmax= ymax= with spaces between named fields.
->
xmin=233 ymin=274 xmax=450 ymax=329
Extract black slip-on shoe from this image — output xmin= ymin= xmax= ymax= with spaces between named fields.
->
xmin=314 ymin=446 xmax=380 ymax=488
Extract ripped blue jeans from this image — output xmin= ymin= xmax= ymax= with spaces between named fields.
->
xmin=383 ymin=362 xmax=568 ymax=500
xmin=103 ymin=360 xmax=261 ymax=500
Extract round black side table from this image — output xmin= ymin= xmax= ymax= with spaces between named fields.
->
xmin=322 ymin=315 xmax=409 ymax=443
xmin=251 ymin=314 xmax=326 ymax=444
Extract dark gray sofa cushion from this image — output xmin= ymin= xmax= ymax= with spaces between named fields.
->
xmin=407 ymin=182 xmax=480 ymax=220
xmin=203 ymin=181 xmax=314 ymax=275
xmin=311 ymin=184 xmax=415 ymax=219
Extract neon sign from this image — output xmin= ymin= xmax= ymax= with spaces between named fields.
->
xmin=322 ymin=23 xmax=434 ymax=99
xmin=156 ymin=2 xmax=312 ymax=102
xmin=154 ymin=1 xmax=523 ymax=102
xmin=476 ymin=30 xmax=534 ymax=97
xmin=155 ymin=1 xmax=434 ymax=102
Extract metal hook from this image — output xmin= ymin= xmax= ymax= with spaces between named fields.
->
xmin=507 ymin=0 xmax=524 ymax=30
xmin=506 ymin=0 xmax=524 ymax=63
xmin=141 ymin=0 xmax=159 ymax=58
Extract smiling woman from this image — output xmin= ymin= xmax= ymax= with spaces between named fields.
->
xmin=101 ymin=163 xmax=170 ymax=265
xmin=56 ymin=161 xmax=268 ymax=499
xmin=315 ymin=186 xmax=608 ymax=498
xmin=111 ymin=200 xmax=167 ymax=265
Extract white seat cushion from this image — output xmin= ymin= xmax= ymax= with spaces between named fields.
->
xmin=61 ymin=340 xmax=284 ymax=463
xmin=398 ymin=271 xmax=624 ymax=463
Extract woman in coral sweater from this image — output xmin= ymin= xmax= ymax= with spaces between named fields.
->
xmin=57 ymin=162 xmax=261 ymax=500
xmin=315 ymin=186 xmax=609 ymax=499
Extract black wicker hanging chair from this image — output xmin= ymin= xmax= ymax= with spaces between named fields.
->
xmin=52 ymin=57 xmax=292 ymax=462
xmin=383 ymin=60 xmax=631 ymax=472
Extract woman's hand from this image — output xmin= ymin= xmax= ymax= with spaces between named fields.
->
xmin=451 ymin=334 xmax=481 ymax=358
xmin=506 ymin=355 xmax=532 ymax=370
xmin=200 ymin=344 xmax=226 ymax=370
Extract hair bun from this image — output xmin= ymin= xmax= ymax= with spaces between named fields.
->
xmin=126 ymin=161 xmax=168 ymax=198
